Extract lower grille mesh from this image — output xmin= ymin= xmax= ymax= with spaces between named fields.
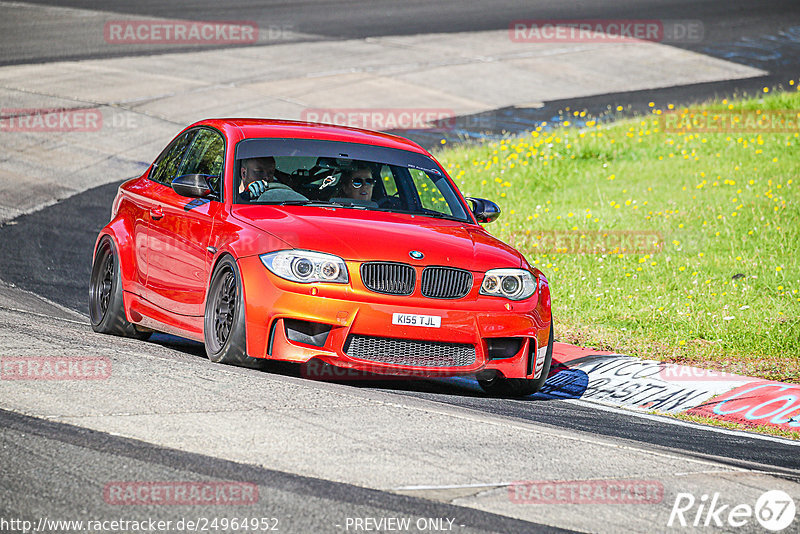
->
xmin=344 ymin=334 xmax=476 ymax=367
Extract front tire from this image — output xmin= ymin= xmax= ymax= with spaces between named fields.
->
xmin=89 ymin=236 xmax=151 ymax=340
xmin=478 ymin=322 xmax=554 ymax=397
xmin=204 ymin=255 xmax=262 ymax=368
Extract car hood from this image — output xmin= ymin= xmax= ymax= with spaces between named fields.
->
xmin=231 ymin=205 xmax=523 ymax=271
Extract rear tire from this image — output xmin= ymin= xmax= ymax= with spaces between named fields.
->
xmin=478 ymin=322 xmax=553 ymax=397
xmin=89 ymin=236 xmax=151 ymax=340
xmin=204 ymin=255 xmax=262 ymax=368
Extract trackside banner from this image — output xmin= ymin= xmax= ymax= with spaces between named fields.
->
xmin=686 ymin=381 xmax=800 ymax=431
xmin=549 ymin=345 xmax=799 ymax=433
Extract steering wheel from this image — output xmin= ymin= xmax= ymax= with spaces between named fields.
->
xmin=377 ymin=195 xmax=403 ymax=209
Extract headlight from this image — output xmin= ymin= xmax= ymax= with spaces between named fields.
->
xmin=260 ymin=250 xmax=349 ymax=284
xmin=480 ymin=268 xmax=536 ymax=301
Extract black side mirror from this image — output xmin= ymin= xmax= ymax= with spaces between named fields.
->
xmin=172 ymin=174 xmax=215 ymax=198
xmin=466 ymin=197 xmax=501 ymax=223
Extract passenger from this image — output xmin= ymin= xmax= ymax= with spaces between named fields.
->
xmin=338 ymin=164 xmax=375 ymax=202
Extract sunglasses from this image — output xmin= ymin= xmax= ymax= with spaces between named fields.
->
xmin=351 ymin=177 xmax=375 ymax=188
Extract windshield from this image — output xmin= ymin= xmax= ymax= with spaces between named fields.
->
xmin=233 ymin=138 xmax=470 ymax=222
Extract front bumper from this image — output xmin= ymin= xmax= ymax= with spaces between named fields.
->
xmin=237 ymin=256 xmax=551 ymax=379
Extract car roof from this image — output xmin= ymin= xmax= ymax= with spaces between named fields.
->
xmin=192 ymin=118 xmax=430 ymax=155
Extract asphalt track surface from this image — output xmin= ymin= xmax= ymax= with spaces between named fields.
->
xmin=0 ymin=408 xmax=564 ymax=533
xmin=4 ymin=1 xmax=800 ymax=141
xmin=6 ymin=0 xmax=800 ymax=64
xmin=0 ymin=180 xmax=797 ymax=476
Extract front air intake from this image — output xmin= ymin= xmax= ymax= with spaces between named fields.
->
xmin=344 ymin=334 xmax=476 ymax=368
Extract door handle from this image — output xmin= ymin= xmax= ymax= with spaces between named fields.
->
xmin=150 ymin=207 xmax=164 ymax=220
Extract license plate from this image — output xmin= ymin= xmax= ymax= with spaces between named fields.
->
xmin=392 ymin=313 xmax=441 ymax=328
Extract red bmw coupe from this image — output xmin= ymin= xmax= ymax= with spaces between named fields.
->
xmin=89 ymin=119 xmax=553 ymax=396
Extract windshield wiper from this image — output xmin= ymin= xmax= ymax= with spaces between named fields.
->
xmin=374 ymin=207 xmax=466 ymax=222
xmin=416 ymin=210 xmax=466 ymax=222
xmin=276 ymin=200 xmax=371 ymax=209
xmin=275 ymin=200 xmax=342 ymax=207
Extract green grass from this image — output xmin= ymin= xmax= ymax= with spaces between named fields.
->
xmin=436 ymin=87 xmax=800 ymax=382
xmin=673 ymin=412 xmax=800 ymax=441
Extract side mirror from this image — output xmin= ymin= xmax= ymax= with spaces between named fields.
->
xmin=172 ymin=174 xmax=215 ymax=198
xmin=466 ymin=197 xmax=501 ymax=223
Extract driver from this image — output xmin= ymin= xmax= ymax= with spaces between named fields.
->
xmin=238 ymin=156 xmax=294 ymax=200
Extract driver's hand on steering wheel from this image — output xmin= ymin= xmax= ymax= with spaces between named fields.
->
xmin=247 ymin=180 xmax=270 ymax=198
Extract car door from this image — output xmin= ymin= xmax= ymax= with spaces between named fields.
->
xmin=118 ymin=177 xmax=156 ymax=295
xmin=144 ymin=127 xmax=224 ymax=316
xmin=131 ymin=129 xmax=195 ymax=294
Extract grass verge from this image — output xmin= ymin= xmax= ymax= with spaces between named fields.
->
xmin=673 ymin=412 xmax=800 ymax=441
xmin=436 ymin=86 xmax=799 ymax=382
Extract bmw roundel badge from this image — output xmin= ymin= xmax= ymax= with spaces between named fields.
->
xmin=409 ymin=250 xmax=424 ymax=260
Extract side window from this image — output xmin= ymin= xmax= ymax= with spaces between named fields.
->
xmin=380 ymin=165 xmax=398 ymax=196
xmin=179 ymin=129 xmax=225 ymax=198
xmin=150 ymin=130 xmax=196 ymax=185
xmin=409 ymin=168 xmax=453 ymax=215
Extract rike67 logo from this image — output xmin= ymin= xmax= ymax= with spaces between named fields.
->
xmin=668 ymin=490 xmax=796 ymax=531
